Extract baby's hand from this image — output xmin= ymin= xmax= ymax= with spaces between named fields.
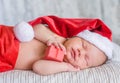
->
xmin=66 ymin=63 xmax=80 ymax=72
xmin=46 ymin=36 xmax=66 ymax=54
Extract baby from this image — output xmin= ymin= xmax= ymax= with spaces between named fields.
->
xmin=0 ymin=16 xmax=113 ymax=75
xmin=14 ymin=23 xmax=110 ymax=75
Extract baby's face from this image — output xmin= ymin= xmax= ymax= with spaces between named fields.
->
xmin=64 ymin=37 xmax=107 ymax=69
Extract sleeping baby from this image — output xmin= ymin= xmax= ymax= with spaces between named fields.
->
xmin=0 ymin=16 xmax=113 ymax=75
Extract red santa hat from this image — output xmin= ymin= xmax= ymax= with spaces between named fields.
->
xmin=77 ymin=30 xmax=113 ymax=59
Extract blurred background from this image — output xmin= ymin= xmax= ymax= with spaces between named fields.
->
xmin=0 ymin=0 xmax=120 ymax=44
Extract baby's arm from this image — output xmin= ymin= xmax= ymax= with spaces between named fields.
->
xmin=33 ymin=24 xmax=66 ymax=52
xmin=33 ymin=24 xmax=65 ymax=45
xmin=33 ymin=60 xmax=79 ymax=75
xmin=14 ymin=22 xmax=66 ymax=50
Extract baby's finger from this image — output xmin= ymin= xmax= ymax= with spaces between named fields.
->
xmin=58 ymin=43 xmax=66 ymax=54
xmin=53 ymin=42 xmax=60 ymax=48
xmin=70 ymin=67 xmax=80 ymax=72
xmin=67 ymin=63 xmax=80 ymax=72
xmin=46 ymin=40 xmax=53 ymax=46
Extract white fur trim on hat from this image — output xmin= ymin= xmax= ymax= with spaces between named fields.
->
xmin=77 ymin=30 xmax=113 ymax=59
xmin=13 ymin=21 xmax=34 ymax=42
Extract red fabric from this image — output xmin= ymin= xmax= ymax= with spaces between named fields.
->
xmin=0 ymin=25 xmax=19 ymax=72
xmin=29 ymin=15 xmax=112 ymax=40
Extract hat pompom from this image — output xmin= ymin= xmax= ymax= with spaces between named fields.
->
xmin=13 ymin=21 xmax=34 ymax=42
xmin=77 ymin=30 xmax=113 ymax=59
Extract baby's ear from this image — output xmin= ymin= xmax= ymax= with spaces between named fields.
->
xmin=13 ymin=21 xmax=34 ymax=42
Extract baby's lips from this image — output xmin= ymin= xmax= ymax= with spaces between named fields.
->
xmin=59 ymin=44 xmax=67 ymax=55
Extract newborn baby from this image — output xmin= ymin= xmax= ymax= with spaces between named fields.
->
xmin=14 ymin=23 xmax=112 ymax=75
xmin=0 ymin=16 xmax=113 ymax=75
